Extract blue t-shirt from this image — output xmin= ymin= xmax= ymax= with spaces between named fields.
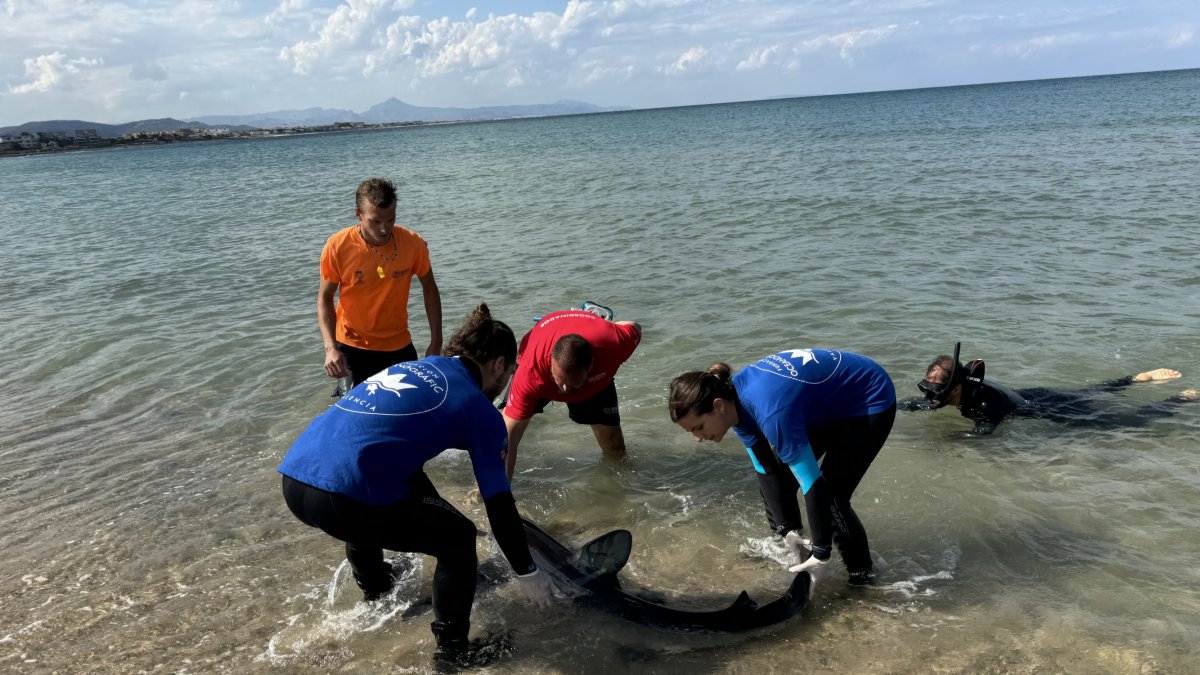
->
xmin=278 ymin=356 xmax=511 ymax=505
xmin=732 ymin=349 xmax=895 ymax=494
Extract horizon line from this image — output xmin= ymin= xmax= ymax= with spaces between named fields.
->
xmin=3 ymin=65 xmax=1196 ymax=130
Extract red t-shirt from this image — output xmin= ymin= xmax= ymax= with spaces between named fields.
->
xmin=504 ymin=311 xmax=642 ymax=420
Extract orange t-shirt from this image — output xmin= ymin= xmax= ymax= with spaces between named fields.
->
xmin=320 ymin=225 xmax=432 ymax=351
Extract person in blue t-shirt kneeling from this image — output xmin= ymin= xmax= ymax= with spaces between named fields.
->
xmin=668 ymin=349 xmax=896 ymax=596
xmin=279 ymin=304 xmax=556 ymax=665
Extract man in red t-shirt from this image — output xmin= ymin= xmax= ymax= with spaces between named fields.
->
xmin=502 ymin=310 xmax=642 ymax=480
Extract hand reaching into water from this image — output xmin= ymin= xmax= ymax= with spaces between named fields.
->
xmin=517 ymin=568 xmax=557 ymax=608
xmin=789 ymin=555 xmax=829 ymax=599
xmin=784 ymin=529 xmax=811 ymax=566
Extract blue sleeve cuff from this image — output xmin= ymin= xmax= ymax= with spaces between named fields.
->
xmin=787 ymin=450 xmax=821 ymax=494
xmin=746 ymin=447 xmax=767 ymax=474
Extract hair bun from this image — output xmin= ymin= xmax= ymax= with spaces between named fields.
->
xmin=706 ymin=363 xmax=732 ymax=381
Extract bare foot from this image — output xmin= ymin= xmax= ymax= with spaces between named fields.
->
xmin=1133 ymin=368 xmax=1182 ymax=382
xmin=1175 ymin=389 xmax=1198 ymax=402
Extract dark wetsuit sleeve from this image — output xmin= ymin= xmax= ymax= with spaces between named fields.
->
xmin=897 ymin=397 xmax=932 ymax=412
xmin=968 ymin=420 xmax=998 ymax=436
xmin=801 ymin=477 xmax=835 ymax=560
xmin=1090 ymin=375 xmax=1136 ymax=392
xmin=746 ymin=439 xmax=804 ymax=536
xmin=483 ymin=491 xmax=536 ymax=575
xmin=960 ymin=381 xmax=1020 ymax=435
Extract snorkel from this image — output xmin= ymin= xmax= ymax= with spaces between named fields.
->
xmin=918 ymin=342 xmax=962 ymax=409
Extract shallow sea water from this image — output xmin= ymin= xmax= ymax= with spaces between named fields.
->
xmin=1 ymin=69 xmax=1198 ymax=673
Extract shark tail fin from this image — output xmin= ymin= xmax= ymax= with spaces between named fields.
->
xmin=570 ymin=530 xmax=632 ymax=579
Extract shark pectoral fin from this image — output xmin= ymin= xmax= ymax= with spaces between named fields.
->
xmin=570 ymin=529 xmax=633 ymax=576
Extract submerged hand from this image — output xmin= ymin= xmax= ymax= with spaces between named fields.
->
xmin=784 ymin=530 xmax=812 ymax=566
xmin=517 ymin=567 xmax=556 ymax=608
xmin=789 ymin=555 xmax=830 ymax=599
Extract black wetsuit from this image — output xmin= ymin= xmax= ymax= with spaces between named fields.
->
xmin=278 ymin=357 xmax=532 ymax=649
xmin=903 ymin=376 xmax=1191 ymax=435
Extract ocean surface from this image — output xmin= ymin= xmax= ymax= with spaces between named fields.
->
xmin=2 ymin=68 xmax=1199 ymax=674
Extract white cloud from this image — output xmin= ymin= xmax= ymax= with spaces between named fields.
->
xmin=570 ymin=58 xmax=637 ymax=85
xmin=995 ymin=32 xmax=1089 ymax=58
xmin=663 ymin=46 xmax=711 ymax=75
xmin=267 ymin=0 xmax=311 ymax=24
xmin=279 ymin=0 xmax=408 ymax=74
xmin=1166 ymin=29 xmax=1193 ymax=48
xmin=737 ymin=45 xmax=779 ymax=71
xmin=130 ymin=61 xmax=168 ymax=81
xmin=799 ymin=24 xmax=900 ymax=62
xmin=9 ymin=52 xmax=103 ymax=94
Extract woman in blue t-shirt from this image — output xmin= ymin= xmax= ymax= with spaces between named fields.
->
xmin=279 ymin=304 xmax=555 ymax=666
xmin=668 ymin=349 xmax=896 ymax=595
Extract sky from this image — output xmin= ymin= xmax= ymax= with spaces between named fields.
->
xmin=2 ymin=0 xmax=1197 ymax=126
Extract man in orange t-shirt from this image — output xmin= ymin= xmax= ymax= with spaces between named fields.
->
xmin=502 ymin=310 xmax=642 ymax=480
xmin=318 ymin=177 xmax=442 ymax=387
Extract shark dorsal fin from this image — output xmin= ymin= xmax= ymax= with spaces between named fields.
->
xmin=570 ymin=529 xmax=632 ymax=578
xmin=728 ymin=590 xmax=756 ymax=611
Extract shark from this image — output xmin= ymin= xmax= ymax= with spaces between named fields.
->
xmin=522 ymin=518 xmax=810 ymax=632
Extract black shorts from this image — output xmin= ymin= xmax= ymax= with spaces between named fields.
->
xmin=534 ymin=379 xmax=621 ymax=426
xmin=338 ymin=342 xmax=418 ymax=386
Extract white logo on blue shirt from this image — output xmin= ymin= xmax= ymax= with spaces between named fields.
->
xmin=787 ymin=349 xmax=817 ymax=366
xmin=748 ymin=349 xmax=841 ymax=384
xmin=365 ymin=371 xmax=419 ymax=397
xmin=337 ymin=360 xmax=450 ymax=416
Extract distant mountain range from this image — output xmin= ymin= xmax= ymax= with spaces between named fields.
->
xmin=1 ymin=98 xmax=626 ymax=139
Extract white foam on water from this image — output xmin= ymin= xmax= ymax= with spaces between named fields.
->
xmin=871 ymin=546 xmax=959 ymax=600
xmin=737 ymin=535 xmax=792 ymax=567
xmin=259 ymin=553 xmax=424 ymax=666
xmin=669 ymin=491 xmax=693 ymax=516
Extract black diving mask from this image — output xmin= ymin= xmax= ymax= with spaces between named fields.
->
xmin=917 ymin=342 xmax=961 ymax=409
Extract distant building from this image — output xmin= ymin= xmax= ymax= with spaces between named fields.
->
xmin=37 ymin=131 xmax=68 ymax=142
xmin=75 ymin=129 xmax=100 ymax=143
xmin=18 ymin=132 xmax=37 ymax=149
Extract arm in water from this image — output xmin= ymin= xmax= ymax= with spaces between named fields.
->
xmin=317 ymin=279 xmax=349 ymax=379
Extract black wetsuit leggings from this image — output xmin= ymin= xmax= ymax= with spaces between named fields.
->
xmin=754 ymin=405 xmax=896 ymax=575
xmin=1021 ymin=377 xmax=1191 ymax=429
xmin=281 ymin=473 xmax=477 ymax=645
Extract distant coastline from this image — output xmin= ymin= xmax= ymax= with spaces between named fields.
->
xmin=0 ymin=119 xmax=479 ymax=160
xmin=0 ymin=97 xmax=627 ymax=159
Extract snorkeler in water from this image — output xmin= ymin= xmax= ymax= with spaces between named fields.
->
xmin=904 ymin=342 xmax=1196 ymax=436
